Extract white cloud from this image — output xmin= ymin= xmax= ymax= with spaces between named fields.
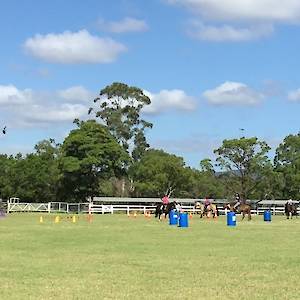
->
xmin=188 ymin=22 xmax=273 ymax=41
xmin=0 ymin=85 xmax=33 ymax=105
xmin=288 ymin=88 xmax=300 ymax=101
xmin=58 ymin=86 xmax=93 ymax=102
xmin=24 ymin=30 xmax=127 ymax=64
xmin=22 ymin=103 xmax=87 ymax=124
xmin=203 ymin=81 xmax=264 ymax=105
xmin=167 ymin=0 xmax=300 ymax=41
xmin=0 ymin=84 xmax=91 ymax=127
xmin=167 ymin=0 xmax=300 ymax=23
xmin=143 ymin=89 xmax=197 ymax=114
xmin=98 ymin=17 xmax=149 ymax=33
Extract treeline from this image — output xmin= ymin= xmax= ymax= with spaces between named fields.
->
xmin=1 ymin=83 xmax=299 ymax=202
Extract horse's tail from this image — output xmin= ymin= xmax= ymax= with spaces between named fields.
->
xmin=252 ymin=200 xmax=261 ymax=211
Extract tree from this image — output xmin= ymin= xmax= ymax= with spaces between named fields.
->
xmin=89 ymin=82 xmax=152 ymax=160
xmin=129 ymin=149 xmax=190 ymax=197
xmin=274 ymin=133 xmax=300 ymax=199
xmin=2 ymin=140 xmax=61 ymax=202
xmin=214 ymin=137 xmax=271 ymax=200
xmin=250 ymin=165 xmax=284 ymax=200
xmin=0 ymin=154 xmax=16 ymax=199
xmin=199 ymin=158 xmax=215 ymax=174
xmin=58 ymin=120 xmax=129 ymax=202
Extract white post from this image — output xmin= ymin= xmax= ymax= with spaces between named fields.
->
xmin=88 ymin=202 xmax=92 ymax=215
xmin=67 ymin=203 xmax=69 ymax=214
xmin=111 ymin=205 xmax=113 ymax=214
xmin=127 ymin=206 xmax=129 ymax=216
xmin=7 ymin=200 xmax=10 ymax=214
xmin=101 ymin=205 xmax=104 ymax=214
xmin=48 ymin=202 xmax=51 ymax=213
xmin=273 ymin=206 xmax=275 ymax=216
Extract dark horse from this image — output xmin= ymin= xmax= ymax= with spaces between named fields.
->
xmin=225 ymin=202 xmax=252 ymax=221
xmin=285 ymin=202 xmax=298 ymax=219
xmin=155 ymin=202 xmax=176 ymax=220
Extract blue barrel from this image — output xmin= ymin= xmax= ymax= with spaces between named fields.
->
xmin=227 ymin=212 xmax=236 ymax=226
xmin=264 ymin=210 xmax=271 ymax=222
xmin=169 ymin=210 xmax=178 ymax=225
xmin=178 ymin=213 xmax=188 ymax=228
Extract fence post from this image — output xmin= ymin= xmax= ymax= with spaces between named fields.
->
xmin=7 ymin=200 xmax=10 ymax=214
xmin=67 ymin=203 xmax=69 ymax=214
xmin=48 ymin=202 xmax=51 ymax=213
xmin=127 ymin=206 xmax=129 ymax=216
xmin=272 ymin=206 xmax=275 ymax=216
xmin=111 ymin=205 xmax=113 ymax=214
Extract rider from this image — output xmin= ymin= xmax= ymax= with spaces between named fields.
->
xmin=233 ymin=193 xmax=241 ymax=211
xmin=204 ymin=197 xmax=211 ymax=213
xmin=162 ymin=195 xmax=170 ymax=205
xmin=287 ymin=198 xmax=293 ymax=206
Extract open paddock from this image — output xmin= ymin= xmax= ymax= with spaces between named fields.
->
xmin=0 ymin=214 xmax=300 ymax=299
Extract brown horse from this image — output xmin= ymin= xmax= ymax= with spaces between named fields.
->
xmin=195 ymin=202 xmax=218 ymax=218
xmin=285 ymin=202 xmax=298 ymax=219
xmin=225 ymin=202 xmax=252 ymax=221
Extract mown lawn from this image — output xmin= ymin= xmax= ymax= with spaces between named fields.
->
xmin=0 ymin=213 xmax=299 ymax=300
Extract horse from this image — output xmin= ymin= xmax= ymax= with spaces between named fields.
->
xmin=194 ymin=202 xmax=218 ymax=218
xmin=285 ymin=202 xmax=298 ymax=219
xmin=155 ymin=202 xmax=176 ymax=220
xmin=225 ymin=202 xmax=252 ymax=221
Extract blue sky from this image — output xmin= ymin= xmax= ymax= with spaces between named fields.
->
xmin=1 ymin=0 xmax=300 ymax=167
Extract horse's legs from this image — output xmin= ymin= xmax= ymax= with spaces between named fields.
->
xmin=241 ymin=212 xmax=245 ymax=221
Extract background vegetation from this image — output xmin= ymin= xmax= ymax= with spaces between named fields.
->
xmin=1 ymin=82 xmax=300 ymax=202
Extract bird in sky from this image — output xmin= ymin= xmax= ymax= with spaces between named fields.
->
xmin=2 ymin=126 xmax=6 ymax=134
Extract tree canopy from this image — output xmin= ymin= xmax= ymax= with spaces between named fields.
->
xmin=214 ymin=137 xmax=271 ymax=200
xmin=89 ymin=82 xmax=152 ymax=160
xmin=274 ymin=133 xmax=300 ymax=199
xmin=58 ymin=120 xmax=129 ymax=202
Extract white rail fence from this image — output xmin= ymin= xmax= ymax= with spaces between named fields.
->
xmin=5 ymin=201 xmax=300 ymax=216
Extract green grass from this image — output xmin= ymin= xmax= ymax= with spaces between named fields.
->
xmin=0 ymin=213 xmax=300 ymax=300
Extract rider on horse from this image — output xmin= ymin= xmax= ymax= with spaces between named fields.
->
xmin=162 ymin=195 xmax=169 ymax=205
xmin=233 ymin=193 xmax=241 ymax=211
xmin=204 ymin=197 xmax=211 ymax=213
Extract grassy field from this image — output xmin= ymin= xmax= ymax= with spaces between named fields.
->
xmin=0 ymin=213 xmax=300 ymax=300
